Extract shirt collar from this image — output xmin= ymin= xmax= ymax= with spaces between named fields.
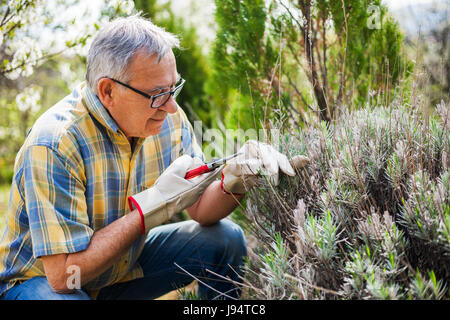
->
xmin=80 ymin=82 xmax=121 ymax=134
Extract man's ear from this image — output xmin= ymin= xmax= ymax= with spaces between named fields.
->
xmin=97 ymin=78 xmax=115 ymax=109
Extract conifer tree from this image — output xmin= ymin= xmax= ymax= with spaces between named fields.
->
xmin=134 ymin=0 xmax=213 ymax=127
xmin=213 ymin=0 xmax=413 ymax=128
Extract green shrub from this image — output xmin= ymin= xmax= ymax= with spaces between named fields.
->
xmin=239 ymin=101 xmax=449 ymax=299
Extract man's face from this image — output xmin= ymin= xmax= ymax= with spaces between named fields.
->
xmin=105 ymin=49 xmax=179 ymax=138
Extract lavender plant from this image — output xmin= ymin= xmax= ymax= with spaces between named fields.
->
xmin=239 ymin=102 xmax=449 ymax=300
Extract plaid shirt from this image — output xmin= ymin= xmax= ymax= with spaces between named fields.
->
xmin=0 ymin=82 xmax=204 ymax=297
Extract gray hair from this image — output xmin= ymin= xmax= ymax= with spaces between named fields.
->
xmin=86 ymin=14 xmax=180 ymax=94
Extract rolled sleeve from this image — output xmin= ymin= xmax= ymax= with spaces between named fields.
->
xmin=23 ymin=145 xmax=93 ymax=258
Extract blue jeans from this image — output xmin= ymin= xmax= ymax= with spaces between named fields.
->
xmin=1 ymin=219 xmax=247 ymax=300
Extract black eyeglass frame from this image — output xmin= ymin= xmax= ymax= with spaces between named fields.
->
xmin=104 ymin=76 xmax=185 ymax=109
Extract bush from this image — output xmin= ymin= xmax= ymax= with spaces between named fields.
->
xmin=238 ymin=101 xmax=449 ymax=299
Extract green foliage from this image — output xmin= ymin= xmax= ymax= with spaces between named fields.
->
xmin=177 ymin=283 xmax=201 ymax=300
xmin=212 ymin=0 xmax=413 ymax=129
xmin=134 ymin=0 xmax=214 ymax=127
xmin=213 ymin=0 xmax=277 ymax=130
xmin=239 ymin=102 xmax=449 ymax=299
xmin=224 ymin=90 xmax=257 ymax=130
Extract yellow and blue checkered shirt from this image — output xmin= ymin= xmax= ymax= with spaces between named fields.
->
xmin=0 ymin=82 xmax=204 ymax=297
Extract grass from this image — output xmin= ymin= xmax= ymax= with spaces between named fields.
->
xmin=0 ymin=183 xmax=10 ymax=232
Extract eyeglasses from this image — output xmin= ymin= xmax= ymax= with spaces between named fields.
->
xmin=105 ymin=76 xmax=185 ymax=109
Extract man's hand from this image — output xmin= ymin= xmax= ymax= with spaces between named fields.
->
xmin=128 ymin=155 xmax=221 ymax=234
xmin=221 ymin=140 xmax=310 ymax=194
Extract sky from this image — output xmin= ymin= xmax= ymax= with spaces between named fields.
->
xmin=382 ymin=0 xmax=445 ymax=9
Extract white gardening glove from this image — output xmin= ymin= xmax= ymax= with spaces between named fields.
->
xmin=221 ymin=140 xmax=310 ymax=195
xmin=128 ymin=155 xmax=221 ymax=234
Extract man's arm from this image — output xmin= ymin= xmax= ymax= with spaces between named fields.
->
xmin=42 ymin=179 xmax=238 ymax=293
xmin=41 ymin=209 xmax=142 ymax=293
xmin=187 ymin=180 xmax=244 ymax=226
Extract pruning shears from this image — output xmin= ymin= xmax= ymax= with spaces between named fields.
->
xmin=184 ymin=152 xmax=241 ymax=180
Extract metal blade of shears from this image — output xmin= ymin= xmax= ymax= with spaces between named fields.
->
xmin=206 ymin=152 xmax=242 ymax=169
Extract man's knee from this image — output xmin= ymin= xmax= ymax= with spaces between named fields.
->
xmin=195 ymin=219 xmax=247 ymax=263
xmin=219 ymin=219 xmax=247 ymax=256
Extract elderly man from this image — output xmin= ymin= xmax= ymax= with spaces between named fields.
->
xmin=0 ymin=15 xmax=303 ymax=300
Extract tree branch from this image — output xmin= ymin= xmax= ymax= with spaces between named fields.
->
xmin=298 ymin=0 xmax=330 ymax=122
xmin=0 ymin=48 xmax=67 ymax=76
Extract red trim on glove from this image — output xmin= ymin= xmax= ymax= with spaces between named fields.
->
xmin=128 ymin=196 xmax=146 ymax=235
xmin=220 ymin=171 xmax=244 ymax=196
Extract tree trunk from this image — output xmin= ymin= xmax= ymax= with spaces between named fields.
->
xmin=299 ymin=0 xmax=330 ymax=123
